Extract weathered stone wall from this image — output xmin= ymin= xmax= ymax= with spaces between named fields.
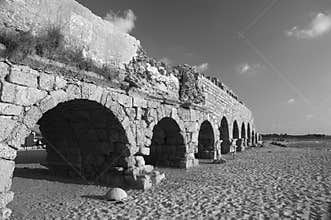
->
xmin=198 ymin=76 xmax=255 ymax=139
xmin=0 ymin=0 xmax=140 ymax=67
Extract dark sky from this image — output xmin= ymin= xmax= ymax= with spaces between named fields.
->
xmin=77 ymin=0 xmax=331 ymax=134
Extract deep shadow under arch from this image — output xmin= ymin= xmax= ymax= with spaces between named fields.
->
xmin=247 ymin=123 xmax=251 ymax=146
xmin=241 ymin=122 xmax=246 ymax=139
xmin=37 ymin=99 xmax=129 ymax=183
xmin=220 ymin=116 xmax=231 ymax=154
xmin=232 ymin=120 xmax=239 ymax=139
xmin=147 ymin=117 xmax=185 ymax=167
xmin=196 ymin=120 xmax=214 ymax=159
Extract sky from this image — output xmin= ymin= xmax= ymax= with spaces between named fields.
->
xmin=76 ymin=0 xmax=331 ymax=135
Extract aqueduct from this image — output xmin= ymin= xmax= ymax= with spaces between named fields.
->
xmin=0 ymin=0 xmax=260 ymax=217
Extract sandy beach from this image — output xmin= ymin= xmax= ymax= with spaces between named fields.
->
xmin=8 ymin=142 xmax=331 ymax=219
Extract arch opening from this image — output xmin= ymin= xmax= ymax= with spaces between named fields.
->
xmin=241 ymin=123 xmax=246 ymax=139
xmin=196 ymin=120 xmax=215 ymax=159
xmin=252 ymin=130 xmax=255 ymax=146
xmin=219 ymin=117 xmax=231 ymax=154
xmin=148 ymin=117 xmax=185 ymax=167
xmin=247 ymin=123 xmax=251 ymax=146
xmin=37 ymin=99 xmax=129 ymax=182
xmin=232 ymin=120 xmax=239 ymax=139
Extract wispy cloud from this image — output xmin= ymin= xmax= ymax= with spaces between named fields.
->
xmin=305 ymin=114 xmax=314 ymax=120
xmin=286 ymin=12 xmax=331 ymax=39
xmin=287 ymin=98 xmax=295 ymax=104
xmin=104 ymin=9 xmax=137 ymax=33
xmin=236 ymin=63 xmax=262 ymax=76
xmin=194 ymin=63 xmax=209 ymax=72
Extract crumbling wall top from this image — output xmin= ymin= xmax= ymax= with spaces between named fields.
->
xmin=0 ymin=0 xmax=140 ymax=67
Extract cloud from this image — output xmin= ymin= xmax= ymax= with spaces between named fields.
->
xmin=104 ymin=9 xmax=136 ymax=33
xmin=159 ymin=57 xmax=173 ymax=65
xmin=305 ymin=114 xmax=313 ymax=120
xmin=236 ymin=63 xmax=262 ymax=76
xmin=286 ymin=12 xmax=331 ymax=39
xmin=287 ymin=98 xmax=295 ymax=104
xmin=194 ymin=63 xmax=209 ymax=72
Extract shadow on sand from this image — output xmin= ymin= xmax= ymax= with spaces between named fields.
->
xmin=13 ymin=167 xmax=91 ymax=185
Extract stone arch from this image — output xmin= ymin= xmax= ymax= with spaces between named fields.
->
xmin=147 ymin=117 xmax=185 ymax=167
xmin=241 ymin=122 xmax=246 ymax=139
xmin=37 ymin=99 xmax=130 ymax=181
xmin=196 ymin=120 xmax=215 ymax=159
xmin=219 ymin=116 xmax=231 ymax=154
xmin=232 ymin=120 xmax=239 ymax=139
xmin=247 ymin=123 xmax=251 ymax=146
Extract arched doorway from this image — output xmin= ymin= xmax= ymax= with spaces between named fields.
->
xmin=148 ymin=117 xmax=185 ymax=167
xmin=247 ymin=123 xmax=251 ymax=146
xmin=220 ymin=116 xmax=231 ymax=154
xmin=196 ymin=120 xmax=214 ymax=159
xmin=37 ymin=99 xmax=129 ymax=183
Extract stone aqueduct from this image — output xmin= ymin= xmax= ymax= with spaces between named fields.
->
xmin=0 ymin=0 xmax=260 ymax=216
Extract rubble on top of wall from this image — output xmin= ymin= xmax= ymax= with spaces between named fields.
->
xmin=124 ymin=48 xmax=205 ymax=104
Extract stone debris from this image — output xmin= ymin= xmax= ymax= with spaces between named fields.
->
xmin=105 ymin=188 xmax=128 ymax=201
xmin=124 ymin=48 xmax=205 ymax=104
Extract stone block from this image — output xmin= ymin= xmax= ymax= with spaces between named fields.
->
xmin=7 ymin=124 xmax=30 ymax=149
xmin=108 ymin=101 xmax=126 ymax=122
xmin=136 ymin=175 xmax=152 ymax=190
xmin=23 ymin=106 xmax=42 ymax=129
xmin=0 ymin=103 xmax=23 ymax=116
xmin=0 ymin=191 xmax=14 ymax=209
xmin=0 ymin=62 xmax=9 ymax=78
xmin=142 ymin=165 xmax=154 ymax=173
xmin=66 ymin=84 xmax=81 ymax=100
xmin=133 ymin=97 xmax=147 ymax=108
xmin=0 ymin=83 xmax=47 ymax=106
xmin=151 ymin=172 xmax=165 ymax=185
xmin=81 ymin=82 xmax=97 ymax=99
xmin=0 ymin=143 xmax=16 ymax=160
xmin=0 ymin=159 xmax=15 ymax=193
xmin=147 ymin=100 xmax=159 ymax=108
xmin=39 ymin=90 xmax=66 ymax=113
xmin=125 ymin=107 xmax=136 ymax=121
xmin=54 ymin=75 xmax=67 ymax=89
xmin=117 ymin=93 xmax=132 ymax=108
xmin=90 ymin=86 xmax=104 ymax=103
xmin=39 ymin=73 xmax=55 ymax=91
xmin=8 ymin=65 xmax=39 ymax=88
xmin=135 ymin=156 xmax=145 ymax=167
xmin=139 ymin=146 xmax=150 ymax=155
xmin=0 ymin=116 xmax=17 ymax=142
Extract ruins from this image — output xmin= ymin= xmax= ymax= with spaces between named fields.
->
xmin=0 ymin=0 xmax=260 ymax=217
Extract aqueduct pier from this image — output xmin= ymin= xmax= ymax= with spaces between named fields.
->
xmin=0 ymin=0 xmax=260 ymax=217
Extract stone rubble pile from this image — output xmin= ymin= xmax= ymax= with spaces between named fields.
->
xmin=124 ymin=48 xmax=205 ymax=104
xmin=124 ymin=49 xmax=179 ymax=99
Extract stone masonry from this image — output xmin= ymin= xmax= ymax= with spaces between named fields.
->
xmin=0 ymin=0 xmax=259 ymax=218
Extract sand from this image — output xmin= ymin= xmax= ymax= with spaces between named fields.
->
xmin=8 ymin=142 xmax=331 ymax=219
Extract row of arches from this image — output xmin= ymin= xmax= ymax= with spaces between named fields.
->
xmin=196 ymin=117 xmax=258 ymax=158
xmin=22 ymin=98 xmax=257 ymax=179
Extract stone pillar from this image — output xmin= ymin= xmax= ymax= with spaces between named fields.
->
xmin=221 ymin=139 xmax=232 ymax=154
xmin=236 ymin=138 xmax=246 ymax=152
xmin=0 ymin=144 xmax=16 ymax=219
